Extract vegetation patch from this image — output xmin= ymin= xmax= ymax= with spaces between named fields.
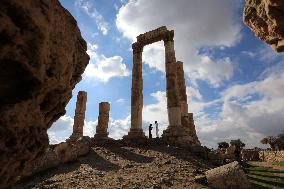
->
xmin=243 ymin=161 xmax=284 ymax=189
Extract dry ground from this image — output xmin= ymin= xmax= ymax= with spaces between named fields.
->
xmin=14 ymin=144 xmax=214 ymax=189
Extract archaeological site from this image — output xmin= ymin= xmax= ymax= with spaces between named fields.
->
xmin=0 ymin=0 xmax=283 ymax=188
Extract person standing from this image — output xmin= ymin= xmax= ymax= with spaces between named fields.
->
xmin=149 ymin=124 xmax=153 ymax=139
xmin=155 ymin=121 xmax=159 ymax=138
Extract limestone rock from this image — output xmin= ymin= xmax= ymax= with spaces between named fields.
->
xmin=21 ymin=137 xmax=91 ymax=178
xmin=0 ymin=0 xmax=89 ymax=187
xmin=205 ymin=161 xmax=251 ymax=189
xmin=54 ymin=137 xmax=91 ymax=163
xmin=243 ymin=0 xmax=284 ymax=52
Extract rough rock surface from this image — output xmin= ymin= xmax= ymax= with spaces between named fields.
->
xmin=21 ymin=137 xmax=91 ymax=178
xmin=205 ymin=161 xmax=251 ymax=189
xmin=243 ymin=0 xmax=284 ymax=52
xmin=0 ymin=0 xmax=89 ymax=187
xmin=15 ymin=145 xmax=215 ymax=189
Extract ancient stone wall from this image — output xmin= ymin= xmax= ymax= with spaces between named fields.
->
xmin=0 ymin=0 xmax=89 ymax=187
xmin=241 ymin=149 xmax=260 ymax=161
xmin=243 ymin=0 xmax=284 ymax=52
xmin=259 ymin=150 xmax=284 ymax=162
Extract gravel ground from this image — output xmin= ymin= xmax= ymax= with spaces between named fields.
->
xmin=14 ymin=145 xmax=214 ymax=189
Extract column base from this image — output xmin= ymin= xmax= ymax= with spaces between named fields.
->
xmin=94 ymin=132 xmax=109 ymax=140
xmin=67 ymin=134 xmax=83 ymax=142
xmin=123 ymin=128 xmax=146 ymax=140
xmin=162 ymin=125 xmax=200 ymax=147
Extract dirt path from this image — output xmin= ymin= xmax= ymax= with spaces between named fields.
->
xmin=14 ymin=145 xmax=213 ymax=189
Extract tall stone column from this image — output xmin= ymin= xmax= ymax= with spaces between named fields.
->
xmin=125 ymin=42 xmax=146 ymax=139
xmin=163 ymin=31 xmax=181 ymax=128
xmin=94 ymin=102 xmax=110 ymax=139
xmin=70 ymin=91 xmax=87 ymax=140
xmin=176 ymin=61 xmax=188 ymax=116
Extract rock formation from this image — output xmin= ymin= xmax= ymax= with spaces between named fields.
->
xmin=69 ymin=91 xmax=87 ymax=141
xmin=21 ymin=137 xmax=91 ymax=178
xmin=243 ymin=0 xmax=284 ymax=52
xmin=94 ymin=102 xmax=110 ymax=139
xmin=0 ymin=0 xmax=89 ymax=187
xmin=205 ymin=161 xmax=251 ymax=189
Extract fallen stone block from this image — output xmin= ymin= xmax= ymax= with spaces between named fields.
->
xmin=205 ymin=161 xmax=251 ymax=189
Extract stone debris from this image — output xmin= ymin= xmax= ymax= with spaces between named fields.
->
xmin=205 ymin=161 xmax=251 ymax=189
xmin=21 ymin=137 xmax=91 ymax=178
xmin=0 ymin=0 xmax=89 ymax=187
xmin=243 ymin=0 xmax=284 ymax=52
xmin=15 ymin=145 xmax=215 ymax=189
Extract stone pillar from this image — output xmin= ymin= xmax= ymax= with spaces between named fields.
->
xmin=70 ymin=91 xmax=87 ymax=140
xmin=94 ymin=102 xmax=110 ymax=138
xmin=176 ymin=61 xmax=188 ymax=116
xmin=163 ymin=31 xmax=181 ymax=128
xmin=125 ymin=42 xmax=146 ymax=139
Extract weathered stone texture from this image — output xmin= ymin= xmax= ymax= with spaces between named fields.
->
xmin=0 ymin=0 xmax=89 ymax=187
xmin=243 ymin=0 xmax=284 ymax=52
xmin=205 ymin=161 xmax=251 ymax=189
xmin=241 ymin=149 xmax=260 ymax=161
xmin=21 ymin=137 xmax=91 ymax=178
xmin=95 ymin=102 xmax=110 ymax=138
xmin=70 ymin=91 xmax=87 ymax=140
xmin=136 ymin=26 xmax=168 ymax=46
xmin=259 ymin=150 xmax=284 ymax=162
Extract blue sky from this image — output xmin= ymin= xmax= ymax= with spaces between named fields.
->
xmin=48 ymin=0 xmax=284 ymax=148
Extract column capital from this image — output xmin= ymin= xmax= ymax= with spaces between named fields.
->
xmin=132 ymin=42 xmax=143 ymax=53
xmin=163 ymin=30 xmax=174 ymax=42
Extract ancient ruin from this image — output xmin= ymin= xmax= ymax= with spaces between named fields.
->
xmin=94 ymin=102 xmax=111 ymax=139
xmin=124 ymin=26 xmax=200 ymax=146
xmin=69 ymin=91 xmax=87 ymax=141
xmin=0 ymin=0 xmax=89 ymax=187
xmin=243 ymin=0 xmax=284 ymax=52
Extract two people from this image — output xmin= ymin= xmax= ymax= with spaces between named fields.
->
xmin=149 ymin=121 xmax=159 ymax=139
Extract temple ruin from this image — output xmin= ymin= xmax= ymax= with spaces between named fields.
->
xmin=94 ymin=102 xmax=111 ymax=139
xmin=124 ymin=26 xmax=200 ymax=146
xmin=69 ymin=91 xmax=87 ymax=140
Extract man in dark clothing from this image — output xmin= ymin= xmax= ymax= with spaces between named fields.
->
xmin=149 ymin=124 xmax=153 ymax=139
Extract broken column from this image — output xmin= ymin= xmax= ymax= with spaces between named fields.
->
xmin=124 ymin=42 xmax=146 ymax=139
xmin=176 ymin=61 xmax=200 ymax=146
xmin=176 ymin=61 xmax=188 ymax=115
xmin=163 ymin=30 xmax=182 ymax=130
xmin=70 ymin=91 xmax=87 ymax=140
xmin=94 ymin=102 xmax=110 ymax=139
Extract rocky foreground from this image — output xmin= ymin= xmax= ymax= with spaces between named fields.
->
xmin=14 ymin=144 xmax=215 ymax=189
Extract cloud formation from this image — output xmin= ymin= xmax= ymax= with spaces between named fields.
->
xmin=84 ymin=43 xmax=130 ymax=82
xmin=116 ymin=0 xmax=241 ymax=87
xmin=75 ymin=0 xmax=109 ymax=35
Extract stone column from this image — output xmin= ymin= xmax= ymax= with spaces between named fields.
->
xmin=163 ymin=31 xmax=181 ymax=127
xmin=176 ymin=61 xmax=188 ymax=115
xmin=125 ymin=42 xmax=146 ymax=139
xmin=95 ymin=102 xmax=110 ymax=138
xmin=70 ymin=91 xmax=87 ymax=140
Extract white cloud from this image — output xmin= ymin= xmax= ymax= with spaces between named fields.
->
xmin=116 ymin=0 xmax=241 ymax=87
xmin=84 ymin=43 xmax=130 ymax=82
xmin=47 ymin=115 xmax=73 ymax=144
xmin=196 ymin=69 xmax=284 ymax=148
xmin=75 ymin=0 xmax=109 ymax=35
xmin=115 ymin=98 xmax=126 ymax=105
